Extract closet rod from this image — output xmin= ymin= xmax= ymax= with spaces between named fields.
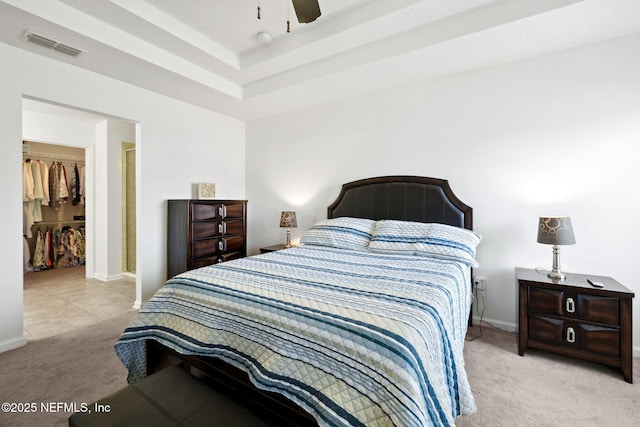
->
xmin=23 ymin=151 xmax=85 ymax=162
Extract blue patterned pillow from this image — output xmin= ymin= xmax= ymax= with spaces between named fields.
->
xmin=300 ymin=217 xmax=376 ymax=250
xmin=369 ymin=220 xmax=481 ymax=267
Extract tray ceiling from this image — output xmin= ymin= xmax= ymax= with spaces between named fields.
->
xmin=2 ymin=0 xmax=640 ymax=120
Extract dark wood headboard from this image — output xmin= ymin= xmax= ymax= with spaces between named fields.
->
xmin=327 ymin=176 xmax=472 ymax=230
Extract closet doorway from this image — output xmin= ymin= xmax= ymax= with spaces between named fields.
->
xmin=23 ymin=141 xmax=87 ymax=273
xmin=22 ymin=99 xmax=138 ymax=340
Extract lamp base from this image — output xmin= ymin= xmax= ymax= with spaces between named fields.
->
xmin=547 ymin=270 xmax=566 ymax=281
xmin=285 ymin=229 xmax=292 ymax=248
xmin=548 ymin=245 xmax=566 ymax=281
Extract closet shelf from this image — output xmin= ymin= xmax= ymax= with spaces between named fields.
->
xmin=23 ymin=151 xmax=85 ymax=162
xmin=31 ymin=220 xmax=85 ymax=227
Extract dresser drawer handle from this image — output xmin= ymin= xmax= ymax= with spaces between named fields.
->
xmin=218 ymin=238 xmax=227 ymax=252
xmin=218 ymin=222 xmax=226 ymax=234
xmin=566 ymin=327 xmax=576 ymax=343
xmin=565 ymin=297 xmax=575 ymax=313
xmin=218 ymin=205 xmax=227 ymax=218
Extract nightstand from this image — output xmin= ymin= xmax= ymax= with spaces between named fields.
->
xmin=260 ymin=244 xmax=288 ymax=254
xmin=516 ymin=267 xmax=634 ymax=383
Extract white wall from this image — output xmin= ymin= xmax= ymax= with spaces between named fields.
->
xmin=93 ymin=119 xmax=136 ymax=282
xmin=0 ymin=42 xmax=245 ymax=352
xmin=23 ymin=109 xmax=98 ymax=146
xmin=247 ymin=34 xmax=640 ymax=350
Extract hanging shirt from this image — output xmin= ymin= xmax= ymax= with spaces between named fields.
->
xmin=23 ymin=161 xmax=35 ymax=237
xmin=49 ymin=162 xmax=60 ymax=210
xmin=59 ymin=162 xmax=69 ymax=200
xmin=23 ymin=161 xmax=34 ymax=202
xmin=38 ymin=160 xmax=50 ymax=206
xmin=30 ymin=160 xmax=44 ymax=222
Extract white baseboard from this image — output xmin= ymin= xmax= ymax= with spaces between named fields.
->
xmin=472 ymin=316 xmax=517 ymax=332
xmin=94 ymin=273 xmax=124 ymax=282
xmin=0 ymin=336 xmax=27 ymax=354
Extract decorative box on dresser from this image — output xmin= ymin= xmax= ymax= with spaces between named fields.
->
xmin=516 ymin=267 xmax=634 ymax=383
xmin=167 ymin=200 xmax=247 ymax=279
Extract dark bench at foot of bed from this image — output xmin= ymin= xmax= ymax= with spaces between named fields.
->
xmin=68 ymin=365 xmax=274 ymax=427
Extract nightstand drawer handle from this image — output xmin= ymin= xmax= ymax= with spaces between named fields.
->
xmin=218 ymin=205 xmax=227 ymax=218
xmin=565 ymin=297 xmax=575 ymax=313
xmin=218 ymin=222 xmax=226 ymax=234
xmin=218 ymin=238 xmax=227 ymax=251
xmin=566 ymin=327 xmax=576 ymax=343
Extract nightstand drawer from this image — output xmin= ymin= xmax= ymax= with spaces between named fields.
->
xmin=529 ymin=316 xmax=619 ymax=357
xmin=529 ymin=315 xmax=564 ymax=345
xmin=578 ymin=294 xmax=619 ymax=325
xmin=579 ymin=323 xmax=619 ymax=357
xmin=528 ymin=286 xmax=620 ymax=326
xmin=528 ymin=287 xmax=564 ymax=316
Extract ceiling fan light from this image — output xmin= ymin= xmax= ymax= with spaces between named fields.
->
xmin=257 ymin=31 xmax=272 ymax=45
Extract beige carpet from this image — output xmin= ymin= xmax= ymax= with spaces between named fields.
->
xmin=458 ymin=324 xmax=640 ymax=427
xmin=0 ymin=311 xmax=136 ymax=427
xmin=1 ymin=313 xmax=638 ymax=426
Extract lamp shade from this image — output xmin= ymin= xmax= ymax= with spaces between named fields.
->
xmin=537 ymin=216 xmax=576 ymax=246
xmin=280 ymin=211 xmax=297 ymax=228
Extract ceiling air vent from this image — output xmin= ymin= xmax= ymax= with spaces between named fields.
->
xmin=24 ymin=31 xmax=84 ymax=57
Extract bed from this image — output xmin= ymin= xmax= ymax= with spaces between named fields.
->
xmin=115 ymin=176 xmax=479 ymax=426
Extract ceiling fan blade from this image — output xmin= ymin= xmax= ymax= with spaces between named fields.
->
xmin=291 ymin=0 xmax=321 ymax=23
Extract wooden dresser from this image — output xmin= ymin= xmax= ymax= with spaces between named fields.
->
xmin=167 ymin=199 xmax=247 ymax=279
xmin=516 ymin=267 xmax=634 ymax=382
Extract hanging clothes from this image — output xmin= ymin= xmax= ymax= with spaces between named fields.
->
xmin=79 ymin=165 xmax=86 ymax=207
xmin=49 ymin=162 xmax=61 ymax=211
xmin=23 ymin=235 xmax=32 ymax=273
xmin=45 ymin=228 xmax=54 ymax=268
xmin=32 ymin=229 xmax=45 ymax=271
xmin=59 ymin=162 xmax=69 ymax=203
xmin=30 ymin=160 xmax=45 ymax=222
xmin=38 ymin=160 xmax=50 ymax=206
xmin=23 ymin=160 xmax=35 ymax=237
xmin=71 ymin=163 xmax=81 ymax=205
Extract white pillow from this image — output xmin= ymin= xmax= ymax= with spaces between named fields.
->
xmin=300 ymin=217 xmax=376 ymax=251
xmin=368 ymin=220 xmax=481 ymax=267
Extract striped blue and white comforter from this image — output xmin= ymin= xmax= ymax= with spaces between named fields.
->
xmin=115 ymin=245 xmax=476 ymax=426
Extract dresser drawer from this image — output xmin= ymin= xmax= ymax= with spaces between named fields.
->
xmin=190 ymin=251 xmax=245 ymax=269
xmin=192 ymin=203 xmax=244 ymax=221
xmin=192 ymin=219 xmax=244 ymax=239
xmin=191 ymin=236 xmax=245 ymax=259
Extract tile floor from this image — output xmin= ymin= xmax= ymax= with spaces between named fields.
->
xmin=23 ymin=266 xmax=137 ymax=340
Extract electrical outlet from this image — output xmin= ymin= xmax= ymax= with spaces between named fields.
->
xmin=473 ymin=276 xmax=486 ymax=290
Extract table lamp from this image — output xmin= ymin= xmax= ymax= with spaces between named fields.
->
xmin=280 ymin=211 xmax=297 ymax=248
xmin=537 ymin=216 xmax=576 ymax=281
